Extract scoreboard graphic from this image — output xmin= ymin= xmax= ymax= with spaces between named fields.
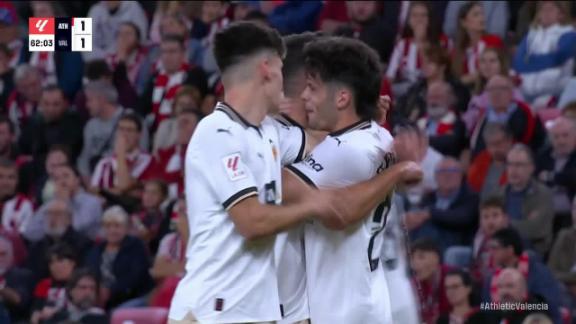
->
xmin=28 ymin=17 xmax=92 ymax=52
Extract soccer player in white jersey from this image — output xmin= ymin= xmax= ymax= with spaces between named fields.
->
xmin=284 ymin=37 xmax=411 ymax=323
xmin=169 ymin=22 xmax=422 ymax=324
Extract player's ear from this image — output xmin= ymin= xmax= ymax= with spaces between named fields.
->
xmin=335 ymin=88 xmax=352 ymax=111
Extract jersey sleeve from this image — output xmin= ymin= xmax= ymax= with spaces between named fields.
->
xmin=192 ymin=126 xmax=259 ymax=210
xmin=273 ymin=116 xmax=306 ymax=166
xmin=286 ymin=138 xmax=377 ymax=189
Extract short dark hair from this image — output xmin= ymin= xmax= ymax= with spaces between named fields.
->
xmin=303 ymin=36 xmax=382 ymax=120
xmin=66 ymin=268 xmax=98 ymax=296
xmin=118 ymin=113 xmax=143 ymax=133
xmin=59 ymin=163 xmax=82 ymax=179
xmin=282 ymin=32 xmax=321 ymax=97
xmin=48 ymin=144 xmax=71 ymax=163
xmin=483 ymin=123 xmax=513 ymax=141
xmin=84 ymin=60 xmax=112 ymax=81
xmin=0 ymin=116 xmax=15 ymax=135
xmin=47 ymin=243 xmax=77 ymax=264
xmin=480 ymin=195 xmax=506 ymax=212
xmin=119 ymin=21 xmax=141 ymax=43
xmin=42 ymin=84 xmax=65 ymax=99
xmin=411 ymin=237 xmax=441 ymax=257
xmin=161 ymin=33 xmax=186 ymax=50
xmin=214 ymin=21 xmax=285 ymax=73
xmin=144 ymin=179 xmax=169 ymax=199
xmin=492 ymin=228 xmax=524 ymax=256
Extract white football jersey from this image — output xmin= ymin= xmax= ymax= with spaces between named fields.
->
xmin=169 ymin=102 xmax=305 ymax=323
xmin=287 ymin=119 xmax=395 ymax=324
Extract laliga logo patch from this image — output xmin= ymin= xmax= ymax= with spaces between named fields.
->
xmin=222 ymin=153 xmax=247 ymax=181
xmin=36 ymin=19 xmax=49 ymax=32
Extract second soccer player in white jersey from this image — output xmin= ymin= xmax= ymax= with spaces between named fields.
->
xmin=285 ymin=37 xmax=401 ymax=323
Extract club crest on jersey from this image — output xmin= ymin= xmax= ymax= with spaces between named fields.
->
xmin=222 ymin=153 xmax=247 ymax=181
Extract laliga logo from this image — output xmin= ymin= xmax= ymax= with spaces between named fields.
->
xmin=35 ymin=19 xmax=49 ymax=32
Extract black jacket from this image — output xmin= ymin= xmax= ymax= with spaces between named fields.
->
xmin=536 ymin=148 xmax=576 ymax=201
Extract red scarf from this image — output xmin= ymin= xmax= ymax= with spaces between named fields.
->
xmin=151 ymin=62 xmax=189 ymax=127
xmin=107 ymin=47 xmax=146 ymax=86
xmin=6 ymin=91 xmax=35 ymax=126
xmin=462 ymin=34 xmax=503 ymax=75
xmin=418 ymin=110 xmax=457 ymax=136
xmin=490 ymin=252 xmax=530 ymax=303
xmin=29 ymin=51 xmax=56 ymax=86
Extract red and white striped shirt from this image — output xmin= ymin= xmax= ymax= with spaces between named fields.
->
xmin=91 ymin=150 xmax=153 ymax=190
xmin=461 ymin=34 xmax=503 ymax=76
xmin=1 ymin=194 xmax=34 ymax=235
xmin=151 ymin=62 xmax=189 ymax=127
xmin=107 ymin=47 xmax=147 ymax=87
xmin=29 ymin=51 xmax=57 ymax=86
xmin=155 ymin=144 xmax=186 ymax=199
xmin=6 ymin=91 xmax=36 ymax=129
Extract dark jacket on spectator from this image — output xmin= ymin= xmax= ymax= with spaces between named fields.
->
xmin=0 ymin=68 xmax=14 ymax=110
xmin=536 ymin=147 xmax=576 ymax=201
xmin=268 ymin=0 xmax=323 ymax=35
xmin=417 ymin=111 xmax=468 ymax=158
xmin=85 ymin=235 xmax=154 ymax=309
xmin=548 ymin=226 xmax=576 ymax=285
xmin=26 ymin=228 xmax=92 ymax=281
xmin=3 ymin=267 xmax=34 ymax=322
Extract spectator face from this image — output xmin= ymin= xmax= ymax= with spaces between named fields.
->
xmin=45 ymin=200 xmax=72 ymax=238
xmin=486 ymin=76 xmax=514 ymax=111
xmin=202 ymin=1 xmax=225 ymax=23
xmin=70 ymin=276 xmax=98 ymax=310
xmin=497 ymin=269 xmax=528 ymax=303
xmin=506 ymin=149 xmax=534 ymax=189
xmin=16 ymin=74 xmax=42 ymax=103
xmin=31 ymin=1 xmax=55 ymax=17
xmin=142 ymin=182 xmax=164 ymax=210
xmin=85 ymin=90 xmax=105 ymax=117
xmin=49 ymin=256 xmax=75 ymax=281
xmin=549 ymin=118 xmax=576 ymax=157
xmin=426 ymin=82 xmax=451 ymax=119
xmin=45 ymin=150 xmax=68 ymax=178
xmin=485 ymin=130 xmax=512 ymax=162
xmin=479 ymin=49 xmax=502 ymax=80
xmin=39 ymin=89 xmax=67 ymax=122
xmin=488 ymin=239 xmax=514 ymax=267
xmin=54 ymin=166 xmax=80 ymax=193
xmin=422 ymin=57 xmax=445 ymax=81
xmin=117 ymin=23 xmax=139 ymax=51
xmin=408 ymin=3 xmax=429 ymax=38
xmin=410 ymin=249 xmax=440 ymax=281
xmin=301 ymin=75 xmax=339 ymax=132
xmin=0 ymin=239 xmax=13 ymax=276
xmin=435 ymin=159 xmax=463 ymax=195
xmin=537 ymin=2 xmax=562 ymax=28
xmin=160 ymin=16 xmax=188 ymax=38
xmin=461 ymin=4 xmax=485 ymax=33
xmin=0 ymin=122 xmax=13 ymax=153
xmin=346 ymin=1 xmax=378 ymax=24
xmin=176 ymin=112 xmax=199 ymax=146
xmin=103 ymin=219 xmax=128 ymax=245
xmin=445 ymin=274 xmax=471 ymax=307
xmin=0 ymin=166 xmax=17 ymax=199
xmin=116 ymin=119 xmax=141 ymax=153
xmin=174 ymin=93 xmax=199 ymax=114
xmin=480 ymin=207 xmax=508 ymax=237
xmin=160 ymin=40 xmax=186 ymax=74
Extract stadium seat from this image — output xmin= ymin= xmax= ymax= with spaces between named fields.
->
xmin=111 ymin=307 xmax=169 ymax=324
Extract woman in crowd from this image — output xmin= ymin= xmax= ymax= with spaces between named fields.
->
xmin=437 ymin=269 xmax=480 ymax=324
xmin=85 ymin=206 xmax=153 ymax=309
xmin=386 ymin=1 xmax=448 ymax=97
xmin=513 ymin=1 xmax=576 ymax=108
xmin=107 ymin=22 xmax=149 ymax=92
xmin=452 ymin=1 xmax=503 ymax=87
xmin=130 ymin=180 xmax=169 ymax=253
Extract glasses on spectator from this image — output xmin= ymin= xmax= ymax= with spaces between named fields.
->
xmin=117 ymin=125 xmax=138 ymax=133
xmin=445 ymin=283 xmax=464 ymax=291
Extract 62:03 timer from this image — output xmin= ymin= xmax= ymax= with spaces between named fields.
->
xmin=30 ymin=39 xmax=53 ymax=47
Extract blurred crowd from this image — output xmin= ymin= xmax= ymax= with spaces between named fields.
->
xmin=0 ymin=1 xmax=575 ymax=324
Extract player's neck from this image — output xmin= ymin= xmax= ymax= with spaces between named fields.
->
xmin=330 ymin=111 xmax=362 ymax=133
xmin=223 ymin=86 xmax=268 ymax=126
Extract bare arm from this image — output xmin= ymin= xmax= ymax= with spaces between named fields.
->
xmin=0 ymin=287 xmax=21 ymax=305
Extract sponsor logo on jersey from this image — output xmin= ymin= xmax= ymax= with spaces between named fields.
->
xmin=304 ymin=155 xmax=324 ymax=172
xmin=222 ymin=153 xmax=247 ymax=181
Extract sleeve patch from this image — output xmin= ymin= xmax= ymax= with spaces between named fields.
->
xmin=222 ymin=153 xmax=247 ymax=181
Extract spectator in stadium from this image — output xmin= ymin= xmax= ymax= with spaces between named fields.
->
xmin=537 ymin=117 xmax=576 ymax=230
xmin=0 ymin=158 xmax=33 ymax=236
xmin=158 ymin=13 xmax=205 ymax=72
xmin=0 ymin=44 xmax=14 ymax=109
xmin=0 ymin=116 xmax=18 ymax=161
xmin=6 ymin=64 xmax=43 ymax=135
xmin=266 ymin=1 xmax=322 ymax=35
xmin=548 ymin=195 xmax=576 ymax=290
xmin=85 ymin=206 xmax=153 ymax=309
xmin=29 ymin=145 xmax=70 ymax=205
xmin=0 ymin=1 xmax=25 ymax=69
xmin=491 ymin=144 xmax=555 ymax=256
xmin=107 ymin=22 xmax=148 ymax=91
xmin=40 ymin=269 xmax=108 ymax=324
xmin=30 ymin=244 xmax=78 ymax=324
xmin=467 ymin=123 xmax=513 ymax=198
xmin=77 ymin=81 xmax=149 ymax=181
xmin=91 ymin=113 xmax=154 ymax=198
xmin=25 ymin=199 xmax=92 ymax=280
xmin=139 ymin=35 xmax=207 ymax=129
xmin=444 ymin=196 xmax=509 ymax=279
xmin=153 ymin=86 xmax=202 ymax=154
xmin=149 ymin=2 xmax=189 ymax=44
xmin=149 ymin=197 xmax=188 ymax=308
xmin=443 ymin=1 xmax=509 ymax=39
xmin=514 ymin=1 xmax=576 ymax=106
xmin=469 ymin=75 xmax=545 ymax=156
xmin=386 ymin=1 xmax=447 ymax=97
xmin=464 ymin=47 xmax=525 ymax=133
xmin=483 ymin=228 xmax=562 ymax=323
xmin=130 ymin=180 xmax=168 ymax=252
xmin=410 ymin=238 xmax=451 ymax=324
xmin=0 ymin=235 xmax=34 ymax=322
xmin=407 ymin=158 xmax=478 ymax=252
xmin=19 ymin=85 xmax=85 ymax=165
xmin=451 ymin=1 xmax=503 ymax=87
xmin=437 ymin=269 xmax=481 ymax=324
xmin=395 ymin=46 xmax=470 ymax=123
xmin=417 ymin=80 xmax=467 ymax=158
xmin=87 ymin=0 xmax=148 ymax=62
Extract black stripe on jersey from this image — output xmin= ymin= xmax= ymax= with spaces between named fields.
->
xmin=223 ymin=187 xmax=258 ymax=210
xmin=328 ymin=119 xmax=371 ymax=137
xmin=285 ymin=165 xmax=317 ymax=188
xmin=277 ymin=113 xmax=303 ymax=128
xmin=295 ymin=127 xmax=306 ymax=162
xmin=216 ymin=102 xmax=259 ymax=130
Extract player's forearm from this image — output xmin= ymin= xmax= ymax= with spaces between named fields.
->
xmin=235 ymin=201 xmax=313 ymax=240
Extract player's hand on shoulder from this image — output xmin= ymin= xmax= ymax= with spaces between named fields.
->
xmin=395 ymin=161 xmax=423 ymax=185
xmin=306 ymin=190 xmax=348 ymax=230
